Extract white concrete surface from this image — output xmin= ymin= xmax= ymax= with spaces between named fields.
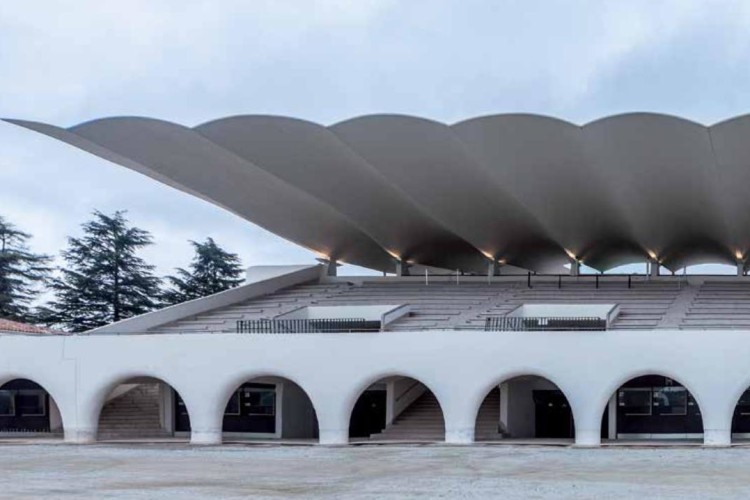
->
xmin=3 ymin=327 xmax=750 ymax=447
xmin=3 ymin=444 xmax=750 ymax=498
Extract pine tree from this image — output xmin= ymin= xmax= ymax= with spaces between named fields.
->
xmin=0 ymin=215 xmax=51 ymax=321
xmin=162 ymin=237 xmax=243 ymax=305
xmin=45 ymin=211 xmax=161 ymax=332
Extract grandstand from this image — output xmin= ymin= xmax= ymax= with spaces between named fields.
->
xmin=5 ymin=112 xmax=750 ymax=447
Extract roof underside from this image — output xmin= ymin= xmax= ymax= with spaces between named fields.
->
xmin=7 ymin=112 xmax=750 ymax=273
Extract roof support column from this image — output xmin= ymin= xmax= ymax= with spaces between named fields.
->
xmin=316 ymin=258 xmax=339 ymax=277
xmin=737 ymin=255 xmax=746 ymax=277
xmin=394 ymin=259 xmax=410 ymax=277
xmin=649 ymin=258 xmax=659 ymax=278
xmin=569 ymin=258 xmax=580 ymax=277
xmin=487 ymin=258 xmax=501 ymax=278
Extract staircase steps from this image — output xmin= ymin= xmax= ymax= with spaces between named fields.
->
xmin=98 ymin=383 xmax=168 ymax=439
xmin=369 ymin=392 xmax=445 ymax=441
xmin=475 ymin=388 xmax=504 ymax=441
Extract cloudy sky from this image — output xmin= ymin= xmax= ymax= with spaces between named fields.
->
xmin=2 ymin=0 xmax=750 ymax=277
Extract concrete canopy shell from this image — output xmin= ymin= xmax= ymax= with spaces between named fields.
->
xmin=453 ymin=114 xmax=640 ymax=271
xmin=330 ymin=115 xmax=565 ymax=273
xmin=6 ymin=112 xmax=750 ymax=274
xmin=6 ymin=118 xmax=394 ymax=271
xmin=195 ymin=116 xmax=487 ymax=274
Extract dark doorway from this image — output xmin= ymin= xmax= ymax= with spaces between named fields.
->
xmin=349 ymin=389 xmax=386 ymax=438
xmin=533 ymin=390 xmax=574 ymax=438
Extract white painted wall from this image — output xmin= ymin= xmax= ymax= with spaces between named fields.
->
xmin=507 ymin=304 xmax=617 ymax=319
xmin=3 ymin=328 xmax=750 ymax=447
xmin=278 ymin=305 xmax=410 ymax=329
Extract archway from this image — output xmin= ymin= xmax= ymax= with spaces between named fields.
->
xmin=474 ymin=375 xmax=575 ymax=442
xmin=191 ymin=376 xmax=320 ymax=442
xmin=97 ymin=377 xmax=188 ymax=441
xmin=348 ymin=376 xmax=445 ymax=442
xmin=604 ymin=375 xmax=703 ymax=441
xmin=0 ymin=379 xmax=63 ymax=438
xmin=731 ymin=386 xmax=750 ymax=441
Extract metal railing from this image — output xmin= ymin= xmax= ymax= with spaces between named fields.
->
xmin=484 ymin=316 xmax=607 ymax=331
xmin=237 ymin=318 xmax=381 ymax=334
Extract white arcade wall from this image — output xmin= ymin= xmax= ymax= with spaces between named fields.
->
xmin=2 ymin=329 xmax=750 ymax=446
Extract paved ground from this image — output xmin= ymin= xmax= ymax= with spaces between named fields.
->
xmin=2 ymin=443 xmax=750 ymax=499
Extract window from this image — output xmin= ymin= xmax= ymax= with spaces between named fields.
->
xmin=16 ymin=390 xmax=45 ymax=416
xmin=653 ymin=386 xmax=687 ymax=416
xmin=619 ymin=388 xmax=651 ymax=416
xmin=244 ymin=389 xmax=275 ymax=416
xmin=0 ymin=390 xmax=14 ymax=416
xmin=224 ymin=391 xmax=241 ymax=416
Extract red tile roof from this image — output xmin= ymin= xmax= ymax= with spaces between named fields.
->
xmin=0 ymin=318 xmax=56 ymax=334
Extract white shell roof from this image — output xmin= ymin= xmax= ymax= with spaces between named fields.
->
xmin=7 ymin=112 xmax=750 ymax=273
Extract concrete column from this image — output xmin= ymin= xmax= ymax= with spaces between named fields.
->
xmin=187 ymin=395 xmax=224 ymax=445
xmin=607 ymin=394 xmax=617 ymax=440
xmin=649 ymin=259 xmax=659 ymax=278
xmin=65 ymin=390 xmax=99 ymax=443
xmin=572 ymin=394 xmax=602 ymax=447
xmin=499 ymin=383 xmax=509 ymax=435
xmin=160 ymin=383 xmax=175 ymax=435
xmin=569 ymin=259 xmax=580 ymax=277
xmin=444 ymin=406 xmax=475 ymax=444
xmin=65 ymin=427 xmax=97 ymax=444
xmin=316 ymin=395 xmax=351 ymax=445
xmin=316 ymin=258 xmax=338 ymax=277
xmin=319 ymin=428 xmax=349 ymax=445
xmin=575 ymin=428 xmax=601 ymax=447
xmin=64 ymin=406 xmax=98 ymax=444
xmin=487 ymin=258 xmax=501 ymax=277
xmin=395 ymin=259 xmax=410 ymax=277
xmin=737 ymin=258 xmax=746 ymax=277
xmin=445 ymin=425 xmax=474 ymax=444
xmin=704 ymin=428 xmax=732 ymax=447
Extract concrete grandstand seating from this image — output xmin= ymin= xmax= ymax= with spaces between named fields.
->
xmin=149 ymin=277 xmax=750 ymax=333
xmin=680 ymin=282 xmax=750 ymax=329
xmin=150 ymin=283 xmax=353 ymax=333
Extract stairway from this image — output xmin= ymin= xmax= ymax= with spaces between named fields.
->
xmin=370 ymin=392 xmax=445 ymax=441
xmin=475 ymin=388 xmax=504 ymax=441
xmin=98 ymin=383 xmax=169 ymax=440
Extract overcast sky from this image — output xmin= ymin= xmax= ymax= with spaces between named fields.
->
xmin=2 ymin=0 xmax=750 ymax=277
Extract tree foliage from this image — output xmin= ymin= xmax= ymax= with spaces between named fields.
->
xmin=162 ymin=237 xmax=243 ymax=305
xmin=44 ymin=211 xmax=161 ymax=332
xmin=0 ymin=215 xmax=51 ymax=321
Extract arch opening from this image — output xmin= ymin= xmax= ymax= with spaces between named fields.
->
xmin=474 ymin=375 xmax=575 ymax=442
xmin=348 ymin=376 xmax=445 ymax=443
xmin=0 ymin=379 xmax=63 ymax=438
xmin=603 ymin=375 xmax=703 ymax=442
xmin=97 ymin=377 xmax=188 ymax=442
xmin=730 ymin=387 xmax=750 ymax=441
xmin=202 ymin=376 xmax=319 ymax=442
